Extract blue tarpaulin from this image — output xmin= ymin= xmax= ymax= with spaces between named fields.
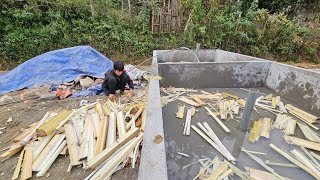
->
xmin=0 ymin=46 xmax=113 ymax=94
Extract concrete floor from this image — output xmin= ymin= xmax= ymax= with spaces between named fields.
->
xmin=162 ymin=87 xmax=319 ymax=180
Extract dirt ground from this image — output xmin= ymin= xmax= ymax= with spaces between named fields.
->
xmin=0 ymin=93 xmax=139 ymax=180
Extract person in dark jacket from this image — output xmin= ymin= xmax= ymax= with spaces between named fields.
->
xmin=102 ymin=61 xmax=134 ymax=100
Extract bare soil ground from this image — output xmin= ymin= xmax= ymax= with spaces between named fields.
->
xmin=0 ymin=93 xmax=139 ymax=180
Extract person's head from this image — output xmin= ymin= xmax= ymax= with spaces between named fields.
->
xmin=113 ymin=61 xmax=124 ymax=76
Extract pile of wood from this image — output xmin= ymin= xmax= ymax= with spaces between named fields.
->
xmin=1 ymin=97 xmax=147 ymax=180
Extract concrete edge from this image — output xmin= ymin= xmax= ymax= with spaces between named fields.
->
xmin=138 ymin=51 xmax=168 ymax=180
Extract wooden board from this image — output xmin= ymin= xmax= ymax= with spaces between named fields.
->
xmin=21 ymin=147 xmax=32 ymax=180
xmin=284 ymin=136 xmax=320 ymax=152
xmin=12 ymin=150 xmax=25 ymax=180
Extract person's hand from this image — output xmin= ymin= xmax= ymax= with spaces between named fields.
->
xmin=109 ymin=94 xmax=116 ymax=101
xmin=126 ymin=90 xmax=134 ymax=99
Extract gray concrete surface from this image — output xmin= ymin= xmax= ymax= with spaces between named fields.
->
xmin=156 ymin=50 xmax=216 ymax=63
xmin=265 ymin=62 xmax=320 ymax=116
xmin=159 ymin=61 xmax=271 ymax=88
xmin=162 ymin=88 xmax=318 ymax=180
xmin=138 ymin=51 xmax=168 ymax=180
xmin=215 ymin=49 xmax=267 ymax=62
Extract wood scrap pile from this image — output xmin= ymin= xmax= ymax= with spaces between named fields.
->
xmin=1 ymin=96 xmax=147 ymax=180
xmin=194 ymin=156 xmax=248 ymax=180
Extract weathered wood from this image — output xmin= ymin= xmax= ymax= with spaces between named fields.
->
xmin=87 ymin=127 xmax=139 ymax=169
xmin=260 ymin=118 xmax=272 ymax=138
xmin=116 ymin=111 xmax=126 ymax=139
xmin=176 ymin=105 xmax=185 ymax=119
xmin=64 ymin=123 xmax=82 ymax=166
xmin=219 ymin=100 xmax=227 ymax=120
xmin=269 ymin=143 xmax=319 ymax=178
xmin=96 ymin=133 xmax=143 ymax=180
xmin=205 ymin=107 xmax=230 ymax=133
xmin=21 ymin=147 xmax=32 ymax=180
xmin=106 ymin=112 xmax=116 ymax=147
xmin=32 ymin=133 xmax=54 ymax=160
xmin=12 ymin=150 xmax=24 ymax=180
xmin=179 ymin=97 xmax=200 ymax=107
xmin=207 ymin=162 xmax=228 ymax=180
xmin=0 ymin=143 xmax=23 ymax=159
xmin=285 ymin=118 xmax=297 ymax=135
xmin=297 ymin=122 xmax=320 ymax=143
xmin=291 ymin=149 xmax=320 ymax=178
xmin=99 ymin=116 xmax=109 ymax=152
xmin=32 ymin=134 xmax=65 ymax=171
xmin=36 ymin=110 xmax=72 ymax=137
xmin=288 ymin=110 xmax=319 ymax=130
xmin=36 ymin=140 xmax=66 ymax=177
xmin=284 ymin=136 xmax=320 ymax=152
xmin=249 ymin=120 xmax=262 ymax=143
xmin=191 ymin=96 xmax=205 ymax=106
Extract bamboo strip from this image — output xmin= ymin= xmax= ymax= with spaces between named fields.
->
xmin=179 ymin=97 xmax=200 ymax=107
xmin=32 ymin=133 xmax=54 ymax=160
xmin=207 ymin=162 xmax=228 ymax=180
xmin=21 ymin=147 xmax=32 ymax=180
xmin=241 ymin=148 xmax=285 ymax=180
xmin=96 ymin=133 xmax=143 ymax=180
xmin=217 ymin=169 xmax=232 ymax=180
xmin=269 ymin=143 xmax=319 ymax=178
xmin=224 ymin=160 xmax=248 ymax=179
xmin=311 ymin=151 xmax=320 ymax=161
xmin=126 ymin=107 xmax=144 ymax=130
xmin=64 ymin=123 xmax=81 ymax=166
xmin=284 ymin=136 xmax=320 ymax=152
xmin=260 ymin=118 xmax=272 ymax=138
xmin=141 ymin=108 xmax=147 ymax=132
xmin=95 ymin=103 xmax=105 ymax=120
xmin=12 ymin=150 xmax=24 ymax=180
xmin=79 ymin=116 xmax=89 ymax=160
xmin=288 ymin=110 xmax=319 ymax=130
xmin=183 ymin=108 xmax=192 ymax=136
xmin=291 ymin=149 xmax=320 ymax=177
xmin=14 ymin=128 xmax=34 ymax=143
xmin=36 ymin=110 xmax=72 ymax=136
xmin=176 ymin=105 xmax=185 ymax=119
xmin=32 ymin=134 xmax=65 ymax=171
xmin=300 ymin=147 xmax=320 ymax=171
xmin=264 ymin=160 xmax=298 ymax=168
xmin=36 ymin=140 xmax=67 ymax=177
xmin=95 ymin=117 xmax=106 ymax=155
xmin=87 ymin=127 xmax=139 ymax=169
xmin=0 ymin=143 xmax=23 ymax=159
xmin=117 ymin=111 xmax=126 ymax=139
xmin=201 ymin=122 xmax=236 ymax=161
xmin=285 ymin=104 xmax=318 ymax=123
xmin=205 ymin=107 xmax=230 ymax=133
xmin=106 ymin=112 xmax=116 ymax=147
xmin=99 ymin=116 xmax=109 ymax=152
xmin=87 ymin=119 xmax=95 ymax=162
xmin=191 ymin=96 xmax=205 ymax=106
xmin=246 ymin=167 xmax=278 ymax=180
xmin=297 ymin=122 xmax=320 ymax=143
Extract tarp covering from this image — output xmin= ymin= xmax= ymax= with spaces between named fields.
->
xmin=0 ymin=46 xmax=113 ymax=94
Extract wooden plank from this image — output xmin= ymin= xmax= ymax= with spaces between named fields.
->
xmin=87 ymin=120 xmax=95 ymax=162
xmin=32 ymin=133 xmax=54 ymax=160
xmin=249 ymin=120 xmax=262 ymax=143
xmin=106 ymin=112 xmax=116 ymax=147
xmin=205 ymin=107 xmax=230 ymax=133
xmin=36 ymin=110 xmax=72 ymax=136
xmin=32 ymin=134 xmax=65 ymax=171
xmin=36 ymin=140 xmax=66 ymax=177
xmin=191 ymin=96 xmax=205 ymax=106
xmin=219 ymin=100 xmax=227 ymax=120
xmin=141 ymin=108 xmax=147 ymax=132
xmin=284 ymin=136 xmax=320 ymax=152
xmin=95 ymin=103 xmax=105 ymax=120
xmin=126 ymin=107 xmax=144 ymax=130
xmin=64 ymin=123 xmax=82 ymax=166
xmin=183 ymin=108 xmax=192 ymax=136
xmin=285 ymin=118 xmax=296 ymax=135
xmin=12 ymin=150 xmax=24 ymax=180
xmin=21 ymin=147 xmax=32 ymax=180
xmin=95 ymin=117 xmax=106 ymax=155
xmin=87 ymin=127 xmax=139 ymax=169
xmin=269 ymin=143 xmax=319 ymax=179
xmin=178 ymin=97 xmax=200 ymax=107
xmin=285 ymin=104 xmax=318 ymax=123
xmin=246 ymin=167 xmax=278 ymax=180
xmin=116 ymin=111 xmax=126 ymax=139
xmin=176 ymin=105 xmax=185 ymax=119
xmin=288 ymin=110 xmax=319 ymax=130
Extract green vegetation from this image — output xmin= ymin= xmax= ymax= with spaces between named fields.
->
xmin=1 ymin=0 xmax=319 ymax=69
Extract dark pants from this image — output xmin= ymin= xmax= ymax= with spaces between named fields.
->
xmin=102 ymin=75 xmax=129 ymax=96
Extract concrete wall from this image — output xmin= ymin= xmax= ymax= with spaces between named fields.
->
xmin=156 ymin=50 xmax=216 ymax=63
xmin=265 ymin=62 xmax=320 ymax=116
xmin=159 ymin=61 xmax=271 ymax=88
xmin=215 ymin=49 xmax=268 ymax=62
